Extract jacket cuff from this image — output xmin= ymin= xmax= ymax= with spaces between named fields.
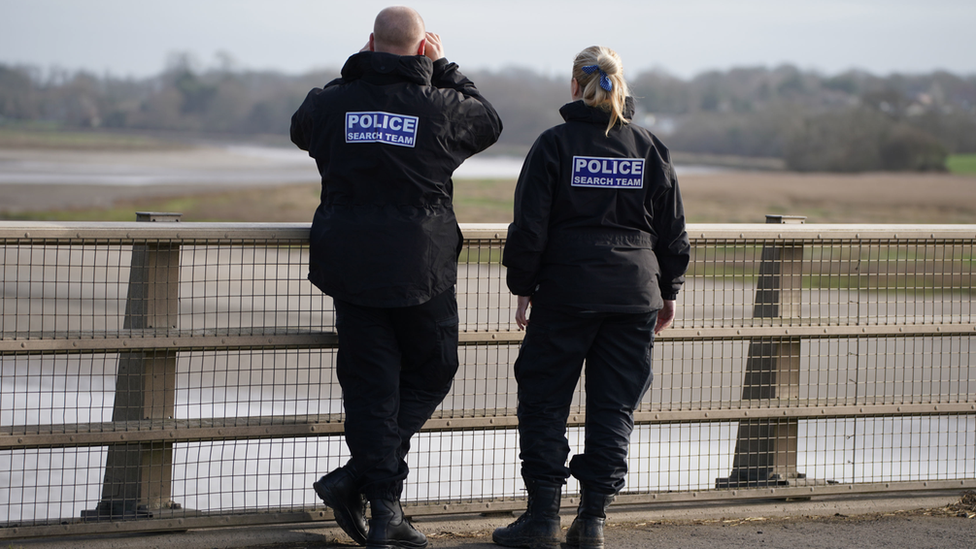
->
xmin=661 ymin=292 xmax=678 ymax=301
xmin=431 ymin=57 xmax=450 ymax=73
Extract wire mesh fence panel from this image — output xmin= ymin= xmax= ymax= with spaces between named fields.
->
xmin=1 ymin=221 xmax=974 ymax=536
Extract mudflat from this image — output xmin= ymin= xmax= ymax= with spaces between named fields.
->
xmin=678 ymin=170 xmax=976 ymax=224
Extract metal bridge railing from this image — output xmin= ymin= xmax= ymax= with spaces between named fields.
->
xmin=1 ymin=215 xmax=974 ymax=539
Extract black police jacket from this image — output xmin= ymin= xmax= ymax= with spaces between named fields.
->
xmin=503 ymin=99 xmax=690 ymax=313
xmin=291 ymin=52 xmax=502 ymax=307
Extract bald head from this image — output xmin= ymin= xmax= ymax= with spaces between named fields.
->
xmin=372 ymin=6 xmax=426 ymax=55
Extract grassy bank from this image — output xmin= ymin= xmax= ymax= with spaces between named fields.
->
xmin=1 ymin=184 xmax=321 ymax=223
xmin=0 ymin=180 xmax=517 ymax=224
xmin=0 ymin=126 xmax=190 ymax=151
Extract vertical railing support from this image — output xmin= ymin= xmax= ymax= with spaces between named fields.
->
xmin=84 ymin=212 xmax=182 ymax=519
xmin=717 ymin=215 xmax=807 ymax=488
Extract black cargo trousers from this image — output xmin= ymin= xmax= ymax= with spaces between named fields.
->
xmin=332 ymin=288 xmax=460 ymax=501
xmin=514 ymin=305 xmax=657 ymax=495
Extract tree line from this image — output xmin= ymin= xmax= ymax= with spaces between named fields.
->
xmin=2 ymin=55 xmax=975 ymax=172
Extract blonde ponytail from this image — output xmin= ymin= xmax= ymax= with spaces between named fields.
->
xmin=572 ymin=46 xmax=630 ymax=135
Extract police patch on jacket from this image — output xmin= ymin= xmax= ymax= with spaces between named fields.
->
xmin=571 ymin=156 xmax=644 ymax=188
xmin=346 ymin=111 xmax=419 ymax=148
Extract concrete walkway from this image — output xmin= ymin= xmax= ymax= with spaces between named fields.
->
xmin=11 ymin=491 xmax=975 ymax=549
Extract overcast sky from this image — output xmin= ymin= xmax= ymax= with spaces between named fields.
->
xmin=2 ymin=0 xmax=975 ymax=80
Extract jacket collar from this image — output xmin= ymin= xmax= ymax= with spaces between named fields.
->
xmin=559 ymin=97 xmax=636 ymax=125
xmin=340 ymin=51 xmax=433 ymax=86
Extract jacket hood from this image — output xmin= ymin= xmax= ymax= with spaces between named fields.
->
xmin=559 ymin=97 xmax=636 ymax=125
xmin=340 ymin=51 xmax=433 ymax=86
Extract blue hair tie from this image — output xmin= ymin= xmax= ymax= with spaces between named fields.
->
xmin=581 ymin=64 xmax=613 ymax=92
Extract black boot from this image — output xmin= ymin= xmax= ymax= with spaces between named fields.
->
xmin=565 ymin=490 xmax=614 ymax=549
xmin=492 ymin=482 xmax=562 ymax=549
xmin=313 ymin=467 xmax=367 ymax=545
xmin=366 ymin=498 xmax=428 ymax=549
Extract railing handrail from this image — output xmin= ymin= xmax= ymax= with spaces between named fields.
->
xmin=2 ymin=221 xmax=975 ymax=242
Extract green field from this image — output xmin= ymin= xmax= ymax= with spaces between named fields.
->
xmin=947 ymin=154 xmax=976 ymax=175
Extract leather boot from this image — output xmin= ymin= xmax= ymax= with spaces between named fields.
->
xmin=366 ymin=498 xmax=428 ymax=549
xmin=313 ymin=467 xmax=367 ymax=545
xmin=492 ymin=482 xmax=562 ymax=549
xmin=565 ymin=490 xmax=614 ymax=549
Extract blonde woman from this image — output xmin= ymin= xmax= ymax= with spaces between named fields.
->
xmin=494 ymin=46 xmax=690 ymax=549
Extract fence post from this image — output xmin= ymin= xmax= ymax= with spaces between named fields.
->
xmin=717 ymin=214 xmax=806 ymax=488
xmin=84 ymin=212 xmax=182 ymax=519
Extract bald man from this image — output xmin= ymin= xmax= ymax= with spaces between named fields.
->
xmin=291 ymin=6 xmax=502 ymax=548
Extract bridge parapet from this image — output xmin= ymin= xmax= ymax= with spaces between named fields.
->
xmin=1 ymin=218 xmax=974 ymax=539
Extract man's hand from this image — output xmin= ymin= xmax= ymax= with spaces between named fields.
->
xmin=424 ymin=32 xmax=444 ymax=61
xmin=515 ymin=295 xmax=531 ymax=330
xmin=654 ymin=300 xmax=676 ymax=335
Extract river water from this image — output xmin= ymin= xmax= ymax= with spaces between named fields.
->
xmin=0 ymin=144 xmax=722 ymax=187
